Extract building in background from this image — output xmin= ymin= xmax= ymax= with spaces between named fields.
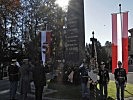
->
xmin=128 ymin=28 xmax=133 ymax=64
xmin=64 ymin=0 xmax=85 ymax=66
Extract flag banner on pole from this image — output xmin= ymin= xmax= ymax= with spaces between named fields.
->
xmin=41 ymin=31 xmax=52 ymax=64
xmin=41 ymin=31 xmax=46 ymax=65
xmin=122 ymin=12 xmax=128 ymax=73
xmin=112 ymin=14 xmax=117 ymax=74
xmin=46 ymin=31 xmax=52 ymax=61
xmin=112 ymin=12 xmax=128 ymax=73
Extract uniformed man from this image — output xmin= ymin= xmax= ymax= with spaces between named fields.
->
xmin=8 ymin=59 xmax=20 ymax=100
xmin=98 ymin=62 xmax=110 ymax=100
xmin=79 ymin=60 xmax=89 ymax=99
xmin=114 ymin=61 xmax=127 ymax=100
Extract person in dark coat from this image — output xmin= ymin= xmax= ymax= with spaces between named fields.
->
xmin=79 ymin=60 xmax=89 ymax=99
xmin=114 ymin=61 xmax=127 ymax=100
xmin=98 ymin=62 xmax=110 ymax=100
xmin=8 ymin=59 xmax=20 ymax=100
xmin=73 ymin=66 xmax=80 ymax=85
xmin=19 ymin=59 xmax=31 ymax=100
xmin=32 ymin=60 xmax=46 ymax=100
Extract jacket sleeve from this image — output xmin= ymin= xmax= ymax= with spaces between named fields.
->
xmin=8 ymin=66 xmax=11 ymax=75
xmin=114 ymin=69 xmax=117 ymax=80
xmin=124 ymin=69 xmax=127 ymax=82
xmin=107 ymin=70 xmax=110 ymax=81
xmin=42 ymin=67 xmax=46 ymax=86
xmin=98 ymin=70 xmax=100 ymax=76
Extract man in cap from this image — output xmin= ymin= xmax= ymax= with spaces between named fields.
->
xmin=19 ymin=58 xmax=31 ymax=100
xmin=114 ymin=61 xmax=127 ymax=100
xmin=98 ymin=61 xmax=110 ymax=100
xmin=8 ymin=59 xmax=20 ymax=100
xmin=79 ymin=59 xmax=89 ymax=99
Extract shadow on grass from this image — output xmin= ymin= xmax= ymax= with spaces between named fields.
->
xmin=107 ymin=96 xmax=115 ymax=100
xmin=47 ymin=82 xmax=116 ymax=100
xmin=125 ymin=90 xmax=133 ymax=96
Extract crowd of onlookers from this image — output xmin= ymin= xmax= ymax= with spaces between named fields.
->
xmin=8 ymin=58 xmax=48 ymax=100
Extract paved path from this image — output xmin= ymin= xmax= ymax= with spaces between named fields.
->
xmin=0 ymin=78 xmax=59 ymax=100
xmin=124 ymin=97 xmax=133 ymax=100
xmin=129 ymin=64 xmax=133 ymax=72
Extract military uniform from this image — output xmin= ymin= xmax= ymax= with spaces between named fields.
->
xmin=8 ymin=60 xmax=19 ymax=100
xmin=98 ymin=68 xmax=109 ymax=99
xmin=114 ymin=67 xmax=127 ymax=100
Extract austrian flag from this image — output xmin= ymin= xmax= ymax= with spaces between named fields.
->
xmin=112 ymin=12 xmax=128 ymax=73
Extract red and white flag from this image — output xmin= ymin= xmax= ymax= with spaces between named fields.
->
xmin=41 ymin=31 xmax=46 ymax=64
xmin=112 ymin=12 xmax=128 ymax=73
xmin=41 ymin=31 xmax=52 ymax=65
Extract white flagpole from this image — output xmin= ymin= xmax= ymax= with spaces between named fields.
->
xmin=117 ymin=4 xmax=123 ymax=65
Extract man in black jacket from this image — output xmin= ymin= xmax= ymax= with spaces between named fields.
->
xmin=98 ymin=62 xmax=110 ymax=100
xmin=32 ymin=60 xmax=46 ymax=100
xmin=114 ymin=61 xmax=127 ymax=100
xmin=79 ymin=60 xmax=89 ymax=99
xmin=8 ymin=59 xmax=20 ymax=100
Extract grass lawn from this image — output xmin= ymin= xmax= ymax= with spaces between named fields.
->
xmin=108 ymin=81 xmax=133 ymax=99
xmin=47 ymin=81 xmax=133 ymax=100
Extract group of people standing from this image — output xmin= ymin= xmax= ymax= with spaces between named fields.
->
xmin=8 ymin=57 xmax=127 ymax=100
xmin=8 ymin=58 xmax=47 ymax=100
xmin=79 ymin=59 xmax=127 ymax=100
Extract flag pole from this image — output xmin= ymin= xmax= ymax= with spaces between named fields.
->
xmin=119 ymin=4 xmax=123 ymax=35
xmin=119 ymin=4 xmax=121 ymax=13
xmin=117 ymin=4 xmax=123 ymax=62
xmin=119 ymin=4 xmax=128 ymax=72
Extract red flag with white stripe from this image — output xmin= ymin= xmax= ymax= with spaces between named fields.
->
xmin=112 ymin=12 xmax=128 ymax=73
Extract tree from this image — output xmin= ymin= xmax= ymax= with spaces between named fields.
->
xmin=0 ymin=0 xmax=21 ymax=61
xmin=105 ymin=41 xmax=111 ymax=47
xmin=0 ymin=0 xmax=66 ymax=63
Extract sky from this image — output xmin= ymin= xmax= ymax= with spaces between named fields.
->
xmin=84 ymin=0 xmax=133 ymax=46
xmin=56 ymin=0 xmax=133 ymax=46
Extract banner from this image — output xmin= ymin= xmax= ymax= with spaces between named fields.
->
xmin=122 ymin=12 xmax=128 ymax=73
xmin=46 ymin=31 xmax=52 ymax=60
xmin=112 ymin=12 xmax=128 ymax=73
xmin=41 ymin=31 xmax=52 ymax=64
xmin=41 ymin=31 xmax=46 ymax=64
